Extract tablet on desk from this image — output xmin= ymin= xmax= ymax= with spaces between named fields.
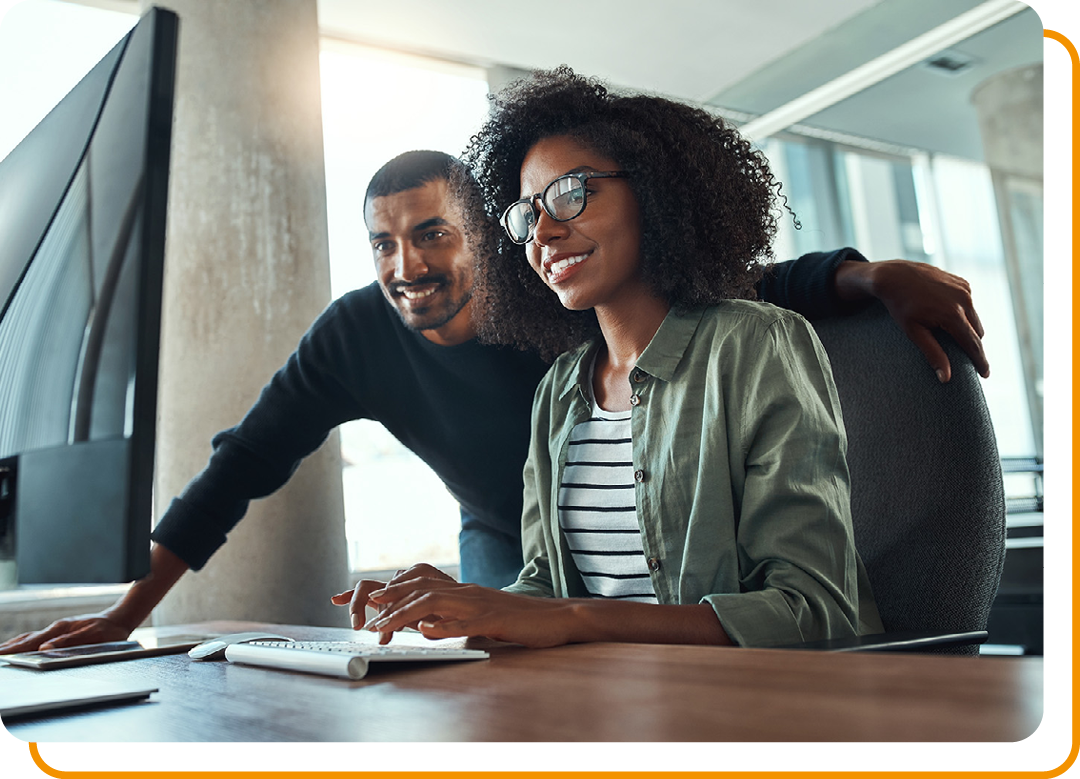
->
xmin=0 ymin=676 xmax=158 ymax=719
xmin=2 ymin=634 xmax=211 ymax=670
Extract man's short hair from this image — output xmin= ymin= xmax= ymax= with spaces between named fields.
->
xmin=364 ymin=150 xmax=464 ymax=210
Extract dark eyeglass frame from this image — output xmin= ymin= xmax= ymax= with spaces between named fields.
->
xmin=501 ymin=170 xmax=629 ymax=245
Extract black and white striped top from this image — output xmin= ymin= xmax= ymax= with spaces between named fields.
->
xmin=558 ymin=402 xmax=657 ymax=603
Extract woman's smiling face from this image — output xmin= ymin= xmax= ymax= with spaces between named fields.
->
xmin=519 ymin=135 xmax=646 ymax=313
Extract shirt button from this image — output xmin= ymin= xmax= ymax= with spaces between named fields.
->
xmin=629 ymin=394 xmax=641 ymax=407
xmin=634 ymin=469 xmax=646 ymax=483
xmin=632 ymin=370 xmax=647 ymax=383
xmin=647 ymin=557 xmax=661 ymax=572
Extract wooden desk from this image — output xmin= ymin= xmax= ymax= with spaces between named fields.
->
xmin=2 ymin=620 xmax=1042 ymax=742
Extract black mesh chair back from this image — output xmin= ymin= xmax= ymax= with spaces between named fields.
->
xmin=811 ymin=302 xmax=1007 ymax=656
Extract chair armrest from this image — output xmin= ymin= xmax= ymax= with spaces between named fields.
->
xmin=777 ymin=630 xmax=988 ymax=652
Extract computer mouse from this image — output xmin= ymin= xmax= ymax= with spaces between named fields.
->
xmin=187 ymin=632 xmax=293 ymax=661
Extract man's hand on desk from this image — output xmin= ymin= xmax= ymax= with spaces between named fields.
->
xmin=0 ymin=545 xmax=188 ymax=654
xmin=0 ymin=612 xmax=132 ymax=654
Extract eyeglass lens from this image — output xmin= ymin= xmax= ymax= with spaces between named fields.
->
xmin=504 ymin=175 xmax=587 ymax=243
xmin=504 ymin=200 xmax=536 ymax=244
xmin=544 ymin=176 xmax=586 ymax=220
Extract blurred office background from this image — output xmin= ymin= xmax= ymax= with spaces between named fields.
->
xmin=0 ymin=0 xmax=1046 ymax=652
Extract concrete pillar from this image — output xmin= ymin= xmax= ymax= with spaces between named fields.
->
xmin=971 ymin=64 xmax=1043 ymax=456
xmin=972 ymin=64 xmax=1043 ymax=179
xmin=143 ymin=0 xmax=349 ymax=627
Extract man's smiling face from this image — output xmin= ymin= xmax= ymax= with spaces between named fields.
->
xmin=365 ymin=178 xmax=476 ymax=344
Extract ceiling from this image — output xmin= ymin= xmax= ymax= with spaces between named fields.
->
xmin=316 ymin=0 xmax=884 ymax=104
xmin=63 ymin=0 xmax=1045 ymax=162
xmin=316 ymin=0 xmax=1044 ymax=162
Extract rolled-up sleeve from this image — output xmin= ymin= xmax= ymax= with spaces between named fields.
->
xmin=702 ymin=314 xmax=864 ymax=647
xmin=502 ymin=373 xmax=559 ymax=598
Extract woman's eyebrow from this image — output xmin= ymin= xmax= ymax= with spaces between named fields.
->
xmin=520 ymin=167 xmax=599 ymax=197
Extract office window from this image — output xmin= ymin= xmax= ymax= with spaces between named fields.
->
xmin=766 ymin=139 xmax=852 ymax=258
xmin=841 ymin=152 xmax=931 ymax=266
xmin=319 ymin=41 xmax=491 ymax=574
xmin=928 ymin=155 xmax=1036 ymax=458
xmin=767 ymin=135 xmax=1038 ymax=460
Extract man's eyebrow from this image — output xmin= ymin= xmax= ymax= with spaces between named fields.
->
xmin=368 ymin=217 xmax=450 ymax=242
xmin=412 ymin=217 xmax=450 ymax=232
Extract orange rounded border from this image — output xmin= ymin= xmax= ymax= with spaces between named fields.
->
xmin=1045 ymin=25 xmax=1080 ymax=779
xmin=14 ymin=24 xmax=1080 ymax=779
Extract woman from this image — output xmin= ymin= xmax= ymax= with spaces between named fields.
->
xmin=334 ymin=67 xmax=882 ymax=648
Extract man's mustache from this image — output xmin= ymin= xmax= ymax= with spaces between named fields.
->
xmin=389 ymin=275 xmax=449 ymax=294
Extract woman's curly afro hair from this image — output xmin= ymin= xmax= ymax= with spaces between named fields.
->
xmin=458 ymin=66 xmax=783 ymax=360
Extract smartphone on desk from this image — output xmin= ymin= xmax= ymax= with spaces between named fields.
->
xmin=2 ymin=634 xmax=210 ymax=670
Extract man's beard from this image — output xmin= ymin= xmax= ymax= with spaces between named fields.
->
xmin=387 ymin=275 xmax=473 ymax=332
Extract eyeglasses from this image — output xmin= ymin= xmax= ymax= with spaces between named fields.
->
xmin=501 ymin=171 xmax=628 ymax=245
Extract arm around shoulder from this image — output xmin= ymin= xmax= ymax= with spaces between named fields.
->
xmin=834 ymin=259 xmax=989 ymax=381
xmin=757 ymin=248 xmax=868 ymax=319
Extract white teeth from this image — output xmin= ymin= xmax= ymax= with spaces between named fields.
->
xmin=548 ymin=254 xmax=588 ymax=276
xmin=401 ymin=287 xmax=436 ymax=300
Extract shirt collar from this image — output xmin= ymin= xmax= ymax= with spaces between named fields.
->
xmin=556 ymin=305 xmax=707 ymax=401
xmin=636 ymin=305 xmax=708 ymax=382
xmin=558 ymin=339 xmax=601 ymax=403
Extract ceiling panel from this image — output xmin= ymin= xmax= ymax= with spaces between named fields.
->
xmin=796 ymin=9 xmax=1043 ymax=160
xmin=706 ymin=0 xmax=992 ymax=111
xmin=316 ymin=0 xmax=882 ymax=102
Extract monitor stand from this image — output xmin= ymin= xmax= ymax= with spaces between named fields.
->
xmin=0 ymin=458 xmax=14 ymax=589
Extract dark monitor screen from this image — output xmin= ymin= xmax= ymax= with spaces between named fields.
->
xmin=0 ymin=8 xmax=178 ymax=584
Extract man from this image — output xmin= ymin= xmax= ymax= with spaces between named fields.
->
xmin=0 ymin=150 xmax=988 ymax=651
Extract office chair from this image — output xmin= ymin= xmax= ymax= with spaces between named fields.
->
xmin=795 ymin=301 xmax=1007 ymax=656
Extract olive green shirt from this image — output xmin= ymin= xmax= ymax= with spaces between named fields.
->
xmin=504 ymin=301 xmax=883 ymax=647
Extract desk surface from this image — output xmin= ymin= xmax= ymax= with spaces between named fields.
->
xmin=2 ymin=620 xmax=1042 ymax=742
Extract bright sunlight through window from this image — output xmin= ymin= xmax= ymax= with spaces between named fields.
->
xmin=319 ymin=41 xmax=491 ymax=573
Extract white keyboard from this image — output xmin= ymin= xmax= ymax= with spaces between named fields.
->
xmin=223 ymin=641 xmax=489 ymax=680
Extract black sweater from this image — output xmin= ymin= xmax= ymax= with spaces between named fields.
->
xmin=151 ymin=248 xmax=866 ymax=569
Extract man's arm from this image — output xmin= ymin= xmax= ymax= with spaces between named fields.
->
xmin=759 ymin=249 xmax=990 ymax=382
xmin=1 ymin=293 xmax=372 ymax=652
xmin=832 ymin=259 xmax=988 ymax=382
xmin=0 ymin=544 xmax=188 ymax=653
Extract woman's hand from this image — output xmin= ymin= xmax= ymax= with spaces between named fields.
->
xmin=330 ymin=563 xmax=459 ymax=643
xmin=360 ymin=568 xmax=576 ymax=648
xmin=0 ymin=613 xmax=132 ymax=654
xmin=333 ymin=565 xmax=731 ymax=648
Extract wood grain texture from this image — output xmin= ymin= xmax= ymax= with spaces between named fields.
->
xmin=2 ymin=620 xmax=1042 ymax=742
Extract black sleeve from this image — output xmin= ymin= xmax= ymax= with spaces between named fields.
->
xmin=151 ymin=295 xmax=370 ymax=570
xmin=756 ymin=247 xmax=869 ymax=320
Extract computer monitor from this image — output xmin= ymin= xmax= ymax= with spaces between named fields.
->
xmin=0 ymin=8 xmax=178 ymax=585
